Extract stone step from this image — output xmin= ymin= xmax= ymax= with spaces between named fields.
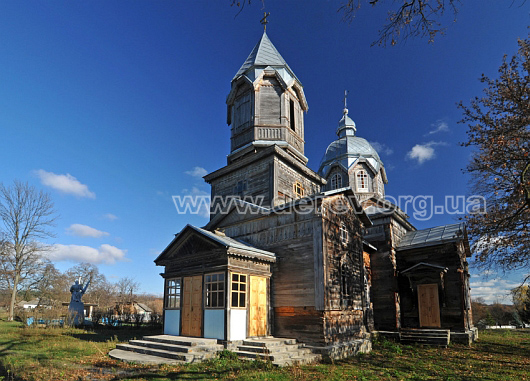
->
xmin=242 ymin=338 xmax=297 ymax=347
xmin=109 ymin=349 xmax=185 ymax=365
xmin=275 ymin=354 xmax=321 ymax=366
xmin=237 ymin=344 xmax=299 ymax=354
xmin=400 ymin=329 xmax=450 ymax=335
xmin=142 ymin=335 xmax=220 ymax=347
xmin=116 ymin=343 xmax=195 ymax=362
xmin=400 ymin=337 xmax=449 ymax=347
xmin=400 ymin=333 xmax=449 ymax=340
xmin=236 ymin=350 xmax=292 ymax=362
xmin=129 ymin=339 xmax=206 ymax=354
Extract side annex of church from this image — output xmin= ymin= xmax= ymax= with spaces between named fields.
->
xmin=153 ymin=31 xmax=478 ymax=360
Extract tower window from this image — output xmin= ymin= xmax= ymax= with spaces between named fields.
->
xmin=294 ymin=181 xmax=304 ymax=198
xmin=357 ymin=170 xmax=369 ymax=192
xmin=289 ymin=99 xmax=296 ymax=131
xmin=330 ymin=173 xmax=342 ymax=190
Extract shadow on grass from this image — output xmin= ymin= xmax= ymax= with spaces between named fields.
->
xmin=69 ymin=325 xmax=163 ymax=343
xmin=0 ymin=362 xmax=24 ymax=381
xmin=97 ymin=359 xmax=274 ymax=381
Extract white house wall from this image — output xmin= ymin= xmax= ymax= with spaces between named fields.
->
xmin=229 ymin=309 xmax=247 ymax=341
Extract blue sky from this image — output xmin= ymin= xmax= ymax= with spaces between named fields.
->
xmin=0 ymin=1 xmax=528 ymax=303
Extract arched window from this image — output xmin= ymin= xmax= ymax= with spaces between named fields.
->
xmin=357 ymin=170 xmax=369 ymax=192
xmin=330 ymin=173 xmax=342 ymax=190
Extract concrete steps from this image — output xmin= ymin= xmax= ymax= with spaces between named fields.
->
xmin=109 ymin=335 xmax=321 ymax=367
xmin=400 ymin=329 xmax=450 ymax=347
xmin=235 ymin=337 xmax=321 ymax=366
xmin=109 ymin=335 xmax=224 ymax=364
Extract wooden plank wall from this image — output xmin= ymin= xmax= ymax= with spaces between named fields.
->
xmin=210 ymin=155 xmax=274 ymax=211
xmin=365 ymin=218 xmax=399 ymax=331
xmin=274 ymin=158 xmax=321 ymax=206
xmin=321 ymin=195 xmax=366 ymax=344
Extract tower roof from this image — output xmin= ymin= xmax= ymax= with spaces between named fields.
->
xmin=233 ymin=32 xmax=300 ymax=84
xmin=337 ymin=108 xmax=357 ymax=137
xmin=318 ymin=106 xmax=385 ymax=178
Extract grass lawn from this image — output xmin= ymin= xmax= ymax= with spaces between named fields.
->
xmin=0 ymin=317 xmax=528 ymax=381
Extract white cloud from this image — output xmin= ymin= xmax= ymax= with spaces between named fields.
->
xmin=34 ymin=169 xmax=95 ymax=198
xmin=369 ymin=141 xmax=394 ymax=156
xmin=103 ymin=213 xmax=118 ymax=221
xmin=185 ymin=166 xmax=208 ymax=178
xmin=426 ymin=120 xmax=450 ymax=136
xmin=470 ymin=278 xmax=520 ymax=304
xmin=179 ymin=187 xmax=210 ymax=218
xmin=66 ymin=224 xmax=109 ymax=238
xmin=48 ymin=244 xmax=128 ymax=265
xmin=406 ymin=141 xmax=447 ymax=164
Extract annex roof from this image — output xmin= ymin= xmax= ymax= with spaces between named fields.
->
xmin=155 ymin=224 xmax=276 ymax=265
xmin=396 ymin=223 xmax=467 ymax=251
xmin=401 ymin=262 xmax=448 ymax=274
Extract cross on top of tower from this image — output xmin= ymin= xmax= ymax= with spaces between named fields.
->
xmin=343 ymin=90 xmax=349 ymax=114
xmin=260 ymin=12 xmax=270 ymax=31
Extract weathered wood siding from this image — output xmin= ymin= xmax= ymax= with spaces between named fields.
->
xmin=321 ymin=195 xmax=366 ymax=344
xmin=274 ymin=157 xmax=321 ymax=206
xmin=364 ymin=217 xmax=399 ymax=330
xmin=210 ymin=155 xmax=274 ymax=212
xmin=256 ymin=77 xmax=282 ymax=126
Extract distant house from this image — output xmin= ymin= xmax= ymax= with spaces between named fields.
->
xmin=115 ymin=301 xmax=153 ymax=321
xmin=17 ymin=299 xmax=53 ymax=309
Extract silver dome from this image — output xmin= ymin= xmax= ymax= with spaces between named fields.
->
xmin=318 ymin=136 xmax=384 ymax=177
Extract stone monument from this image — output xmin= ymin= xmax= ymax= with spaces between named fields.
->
xmin=68 ymin=277 xmax=90 ymax=326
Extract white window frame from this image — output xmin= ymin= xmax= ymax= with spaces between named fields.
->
xmin=356 ymin=170 xmax=369 ymax=192
xmin=330 ymin=173 xmax=343 ymax=190
xmin=165 ymin=278 xmax=181 ymax=310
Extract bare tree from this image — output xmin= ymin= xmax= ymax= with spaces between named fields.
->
xmin=339 ymin=0 xmax=460 ymax=46
xmin=231 ymin=0 xmax=460 ymax=46
xmin=459 ymin=35 xmax=530 ymax=275
xmin=0 ymin=181 xmax=56 ymax=320
xmin=115 ymin=276 xmax=140 ymax=314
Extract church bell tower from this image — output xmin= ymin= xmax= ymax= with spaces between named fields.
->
xmin=204 ymin=29 xmax=325 ymax=214
xmin=226 ymin=31 xmax=309 ymax=165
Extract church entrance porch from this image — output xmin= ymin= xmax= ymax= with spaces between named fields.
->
xmin=155 ymin=225 xmax=275 ymax=342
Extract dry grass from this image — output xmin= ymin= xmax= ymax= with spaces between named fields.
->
xmin=0 ymin=315 xmax=528 ymax=381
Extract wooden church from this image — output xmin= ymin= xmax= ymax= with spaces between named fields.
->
xmin=152 ymin=31 xmax=477 ymax=361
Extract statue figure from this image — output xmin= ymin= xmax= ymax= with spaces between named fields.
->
xmin=68 ymin=277 xmax=91 ymax=325
xmin=70 ymin=278 xmax=90 ymax=303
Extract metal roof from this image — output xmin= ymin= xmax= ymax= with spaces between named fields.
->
xmin=189 ymin=225 xmax=276 ymax=261
xmin=318 ymin=136 xmax=384 ymax=177
xmin=233 ymin=32 xmax=299 ymax=84
xmin=396 ymin=223 xmax=466 ymax=251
